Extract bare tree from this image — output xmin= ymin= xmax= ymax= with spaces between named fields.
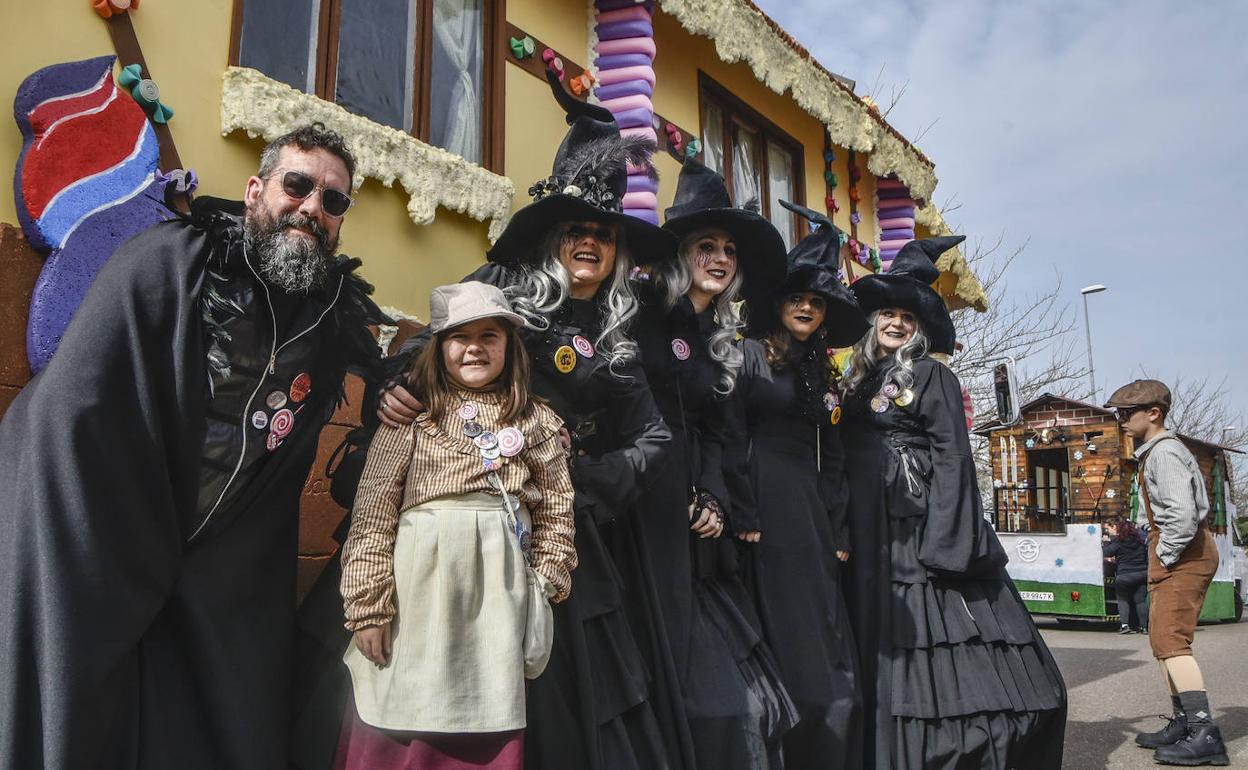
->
xmin=944 ymin=235 xmax=1088 ymax=500
xmin=1141 ymin=373 xmax=1248 ymax=511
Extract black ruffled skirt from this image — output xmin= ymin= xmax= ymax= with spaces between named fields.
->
xmin=525 ymin=509 xmax=670 ymax=770
xmin=879 ymin=563 xmax=1066 ymax=770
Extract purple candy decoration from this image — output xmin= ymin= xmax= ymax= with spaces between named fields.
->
xmin=623 ymin=207 xmax=659 ymax=225
xmin=597 ymin=19 xmax=653 ymax=41
xmin=850 ymin=212 xmax=861 ymax=225
xmin=594 ymin=53 xmax=654 ymax=70
xmin=881 ymin=228 xmax=915 ymax=241
xmin=595 ymin=80 xmax=653 ymax=100
xmin=597 ymin=0 xmax=653 ymax=10
xmin=876 ymin=187 xmax=913 ymax=199
xmin=613 ymin=106 xmax=654 ymax=129
xmin=626 ymin=174 xmax=658 ymax=194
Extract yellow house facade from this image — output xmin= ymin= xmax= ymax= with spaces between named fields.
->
xmin=3 ymin=0 xmax=985 ymax=322
xmin=2 ymin=0 xmax=986 ymax=588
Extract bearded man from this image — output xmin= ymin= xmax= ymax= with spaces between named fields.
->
xmin=0 ymin=124 xmax=385 ymax=770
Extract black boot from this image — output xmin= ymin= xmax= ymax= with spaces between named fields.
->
xmin=1153 ymin=723 xmax=1230 ymax=766
xmin=1136 ymin=713 xmax=1187 ymax=748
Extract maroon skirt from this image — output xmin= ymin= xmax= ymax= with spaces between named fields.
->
xmin=335 ymin=700 xmax=524 ymax=770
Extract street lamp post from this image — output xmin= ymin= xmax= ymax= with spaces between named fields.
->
xmin=1080 ymin=284 xmax=1107 ymax=401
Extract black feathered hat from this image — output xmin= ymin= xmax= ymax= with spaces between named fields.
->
xmin=659 ymin=158 xmax=786 ymax=311
xmin=486 ymin=69 xmax=676 ymax=267
xmin=748 ymin=200 xmax=868 ymax=347
xmin=850 ymin=235 xmax=964 ymax=354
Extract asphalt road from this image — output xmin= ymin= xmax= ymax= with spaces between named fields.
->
xmin=1040 ymin=617 xmax=1248 ymax=768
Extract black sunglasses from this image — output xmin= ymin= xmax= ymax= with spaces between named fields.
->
xmin=272 ymin=170 xmax=353 ymax=217
xmin=563 ymin=224 xmax=617 ymax=244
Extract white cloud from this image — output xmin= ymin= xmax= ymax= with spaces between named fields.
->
xmin=755 ymin=0 xmax=1248 ymax=423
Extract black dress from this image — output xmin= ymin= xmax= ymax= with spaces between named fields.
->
xmin=731 ymin=338 xmax=863 ymax=770
xmin=516 ymin=283 xmax=675 ymax=770
xmin=841 ymin=357 xmax=1066 ymax=770
xmin=632 ymin=292 xmax=796 ymax=770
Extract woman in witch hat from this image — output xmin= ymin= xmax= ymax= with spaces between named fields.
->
xmin=729 ymin=200 xmax=868 ymax=769
xmin=628 ymin=159 xmax=797 ymax=769
xmin=319 ymin=69 xmax=683 ymax=770
xmin=473 ymin=69 xmax=680 ymax=770
xmin=840 ymin=237 xmax=1067 ymax=769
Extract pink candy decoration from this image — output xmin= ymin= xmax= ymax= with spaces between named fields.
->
xmin=622 ymin=191 xmax=658 ymax=209
xmin=595 ymin=37 xmax=657 ymax=58
xmin=596 ymin=65 xmax=656 ymax=86
xmin=600 ymin=94 xmax=654 ymax=114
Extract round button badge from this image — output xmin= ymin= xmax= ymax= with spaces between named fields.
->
xmin=265 ymin=432 xmax=283 ymax=452
xmin=894 ymin=388 xmax=915 ymax=407
xmin=270 ymin=408 xmax=295 ymax=438
xmin=830 ymin=406 xmax=843 ymax=425
xmin=870 ymin=396 xmax=890 ymax=414
xmin=290 ymin=373 xmax=312 ymax=403
xmin=497 ymin=426 xmax=526 ymax=457
xmin=266 ymin=390 xmax=288 ymax=410
xmin=458 ymin=401 xmax=479 ymax=420
xmin=881 ymin=382 xmax=900 ymax=398
xmin=671 ymin=338 xmax=691 ymax=361
xmin=251 ymin=410 xmax=269 ymax=430
xmin=554 ymin=345 xmax=577 ymax=374
xmin=463 ymin=420 xmax=483 ymax=438
xmin=474 ymin=431 xmax=498 ymax=450
xmin=572 ymin=335 xmax=595 ymax=358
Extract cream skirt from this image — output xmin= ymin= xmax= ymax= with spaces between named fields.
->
xmin=345 ymin=492 xmax=531 ymax=733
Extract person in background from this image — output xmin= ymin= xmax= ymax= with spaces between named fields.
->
xmin=1108 ymin=380 xmax=1228 ymax=766
xmin=1103 ymin=517 xmax=1149 ymax=634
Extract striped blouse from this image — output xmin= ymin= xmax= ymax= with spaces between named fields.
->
xmin=340 ymin=389 xmax=577 ymax=631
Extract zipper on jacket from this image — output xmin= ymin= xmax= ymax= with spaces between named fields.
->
xmin=187 ymin=247 xmax=344 ymax=543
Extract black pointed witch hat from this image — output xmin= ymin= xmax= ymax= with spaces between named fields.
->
xmin=487 ymin=69 xmax=676 ymax=267
xmin=749 ymin=200 xmax=869 ymax=347
xmin=850 ymin=235 xmax=965 ymax=354
xmin=659 ymin=158 xmax=786 ymax=311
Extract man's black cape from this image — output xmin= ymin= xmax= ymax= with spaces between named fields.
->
xmin=0 ymin=210 xmax=383 ymax=770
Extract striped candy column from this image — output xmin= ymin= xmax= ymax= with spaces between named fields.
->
xmin=876 ymin=177 xmax=916 ymax=270
xmin=593 ymin=0 xmax=659 ymax=225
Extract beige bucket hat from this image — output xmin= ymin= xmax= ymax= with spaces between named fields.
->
xmin=428 ymin=281 xmax=526 ymax=334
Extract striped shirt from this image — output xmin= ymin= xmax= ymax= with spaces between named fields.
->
xmin=341 ymin=389 xmax=577 ymax=630
xmin=1136 ymin=430 xmax=1209 ymax=568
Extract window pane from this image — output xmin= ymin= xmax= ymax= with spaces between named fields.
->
xmin=731 ymin=122 xmax=761 ymax=208
xmin=335 ymin=0 xmax=418 ymax=132
xmin=766 ymin=140 xmax=795 ymax=249
xmin=429 ymin=0 xmax=484 ymax=163
xmin=701 ymin=99 xmax=725 ymax=174
xmin=239 ymin=0 xmax=321 ymax=93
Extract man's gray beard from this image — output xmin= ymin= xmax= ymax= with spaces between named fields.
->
xmin=243 ymin=212 xmax=337 ymax=293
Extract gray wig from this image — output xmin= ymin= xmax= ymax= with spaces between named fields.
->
xmin=843 ymin=309 xmax=930 ymax=395
xmin=506 ymin=228 xmax=640 ymax=371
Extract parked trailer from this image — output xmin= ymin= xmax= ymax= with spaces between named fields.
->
xmin=975 ymin=391 xmax=1246 ymax=624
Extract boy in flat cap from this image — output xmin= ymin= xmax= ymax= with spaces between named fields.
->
xmin=1107 ymin=379 xmax=1228 ymax=766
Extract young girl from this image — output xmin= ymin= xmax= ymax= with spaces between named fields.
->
xmin=336 ymin=281 xmax=577 ymax=770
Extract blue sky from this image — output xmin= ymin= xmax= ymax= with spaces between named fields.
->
xmin=754 ymin=0 xmax=1248 ymax=436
